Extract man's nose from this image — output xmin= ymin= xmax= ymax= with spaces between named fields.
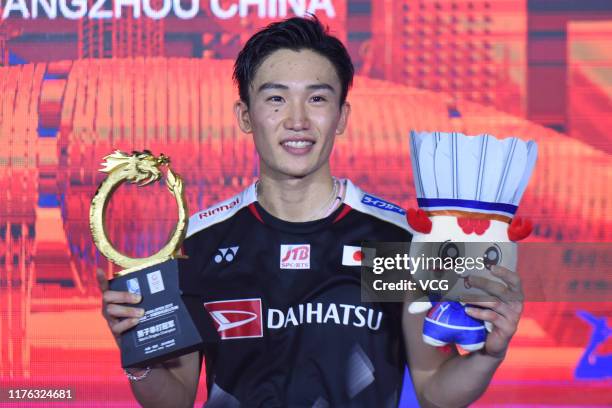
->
xmin=283 ymin=103 xmax=310 ymax=131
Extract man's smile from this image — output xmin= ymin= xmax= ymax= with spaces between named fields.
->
xmin=280 ymin=137 xmax=316 ymax=155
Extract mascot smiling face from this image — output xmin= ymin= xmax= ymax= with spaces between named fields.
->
xmin=407 ymin=131 xmax=537 ymax=351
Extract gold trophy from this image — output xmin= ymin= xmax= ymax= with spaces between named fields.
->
xmin=90 ymin=150 xmax=210 ymax=368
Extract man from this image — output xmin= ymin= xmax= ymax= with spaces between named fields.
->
xmin=97 ymin=16 xmax=523 ymax=407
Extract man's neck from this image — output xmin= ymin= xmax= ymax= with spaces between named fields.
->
xmin=256 ymin=168 xmax=337 ymax=222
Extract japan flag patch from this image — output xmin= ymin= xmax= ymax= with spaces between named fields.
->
xmin=342 ymin=245 xmax=375 ymax=266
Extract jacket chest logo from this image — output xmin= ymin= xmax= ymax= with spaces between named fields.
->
xmin=280 ymin=244 xmax=310 ymax=269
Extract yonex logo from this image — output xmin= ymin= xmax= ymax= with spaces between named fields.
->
xmin=430 ymin=303 xmax=450 ymax=322
xmin=280 ymin=244 xmax=310 ymax=269
xmin=204 ymin=298 xmax=263 ymax=339
xmin=214 ymin=246 xmax=239 ymax=263
xmin=361 ymin=194 xmax=406 ymax=215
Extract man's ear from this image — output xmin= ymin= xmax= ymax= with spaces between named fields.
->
xmin=335 ymin=102 xmax=351 ymax=135
xmin=234 ymin=100 xmax=252 ymax=133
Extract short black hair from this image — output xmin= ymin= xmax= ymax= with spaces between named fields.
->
xmin=233 ymin=16 xmax=354 ymax=107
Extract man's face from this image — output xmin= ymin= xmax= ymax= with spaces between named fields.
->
xmin=235 ymin=49 xmax=350 ymax=179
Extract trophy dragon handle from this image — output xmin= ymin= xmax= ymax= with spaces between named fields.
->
xmin=89 ymin=151 xmax=188 ymax=274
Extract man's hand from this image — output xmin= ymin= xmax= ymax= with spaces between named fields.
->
xmin=462 ymin=265 xmax=524 ymax=359
xmin=96 ymin=269 xmax=145 ymax=346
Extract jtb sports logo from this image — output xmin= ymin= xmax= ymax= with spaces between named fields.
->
xmin=204 ymin=298 xmax=263 ymax=339
xmin=361 ymin=194 xmax=406 ymax=215
xmin=280 ymin=244 xmax=310 ymax=269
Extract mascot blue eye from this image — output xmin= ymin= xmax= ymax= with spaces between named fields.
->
xmin=439 ymin=242 xmax=460 ymax=260
xmin=483 ymin=245 xmax=501 ymax=269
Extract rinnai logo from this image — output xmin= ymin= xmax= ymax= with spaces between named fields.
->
xmin=280 ymin=244 xmax=310 ymax=269
xmin=361 ymin=194 xmax=406 ymax=215
xmin=198 ymin=197 xmax=240 ymax=220
xmin=204 ymin=298 xmax=263 ymax=340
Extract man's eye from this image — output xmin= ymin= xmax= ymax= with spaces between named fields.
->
xmin=267 ymin=96 xmax=284 ymax=103
xmin=310 ymin=96 xmax=327 ymax=103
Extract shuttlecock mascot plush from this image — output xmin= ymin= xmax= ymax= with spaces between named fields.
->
xmin=407 ymin=131 xmax=537 ymax=351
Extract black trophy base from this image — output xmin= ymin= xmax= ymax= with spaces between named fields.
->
xmin=109 ymin=258 xmax=213 ymax=368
